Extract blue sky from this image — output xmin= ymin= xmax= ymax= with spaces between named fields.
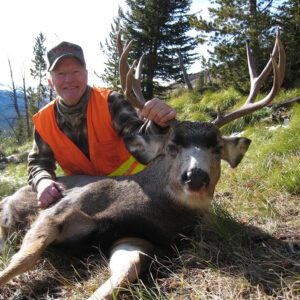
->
xmin=0 ymin=0 xmax=211 ymax=88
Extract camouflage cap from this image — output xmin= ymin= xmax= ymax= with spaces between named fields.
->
xmin=47 ymin=41 xmax=86 ymax=71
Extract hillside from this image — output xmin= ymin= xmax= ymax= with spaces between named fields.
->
xmin=0 ymin=88 xmax=299 ymax=299
xmin=0 ymin=86 xmax=24 ymax=131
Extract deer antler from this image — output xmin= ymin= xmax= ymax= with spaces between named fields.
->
xmin=212 ymin=32 xmax=286 ymax=128
xmin=118 ymin=31 xmax=146 ymax=109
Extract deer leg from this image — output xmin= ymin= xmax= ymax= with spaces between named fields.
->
xmin=88 ymin=238 xmax=155 ymax=300
xmin=0 ymin=216 xmax=59 ymax=286
xmin=0 ymin=207 xmax=97 ymax=287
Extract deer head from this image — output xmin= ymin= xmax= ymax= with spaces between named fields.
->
xmin=117 ymin=31 xmax=285 ymax=209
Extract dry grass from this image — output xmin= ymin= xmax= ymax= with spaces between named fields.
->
xmin=0 ymin=196 xmax=298 ymax=300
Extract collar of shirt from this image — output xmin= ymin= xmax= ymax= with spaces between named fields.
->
xmin=56 ymin=86 xmax=91 ymax=129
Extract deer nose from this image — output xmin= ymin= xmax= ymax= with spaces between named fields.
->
xmin=181 ymin=168 xmax=210 ymax=191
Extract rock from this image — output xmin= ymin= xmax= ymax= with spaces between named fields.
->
xmin=6 ymin=154 xmax=20 ymax=163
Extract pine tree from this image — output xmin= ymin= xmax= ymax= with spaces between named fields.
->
xmin=277 ymin=0 xmax=300 ymax=87
xmin=30 ymin=32 xmax=48 ymax=111
xmin=119 ymin=0 xmax=197 ymax=99
xmin=190 ymin=0 xmax=277 ymax=93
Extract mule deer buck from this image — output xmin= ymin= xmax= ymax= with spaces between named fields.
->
xmin=0 ymin=33 xmax=285 ymax=299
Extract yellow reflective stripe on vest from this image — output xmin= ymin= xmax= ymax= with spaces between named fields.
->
xmin=130 ymin=161 xmax=145 ymax=174
xmin=108 ymin=155 xmax=146 ymax=176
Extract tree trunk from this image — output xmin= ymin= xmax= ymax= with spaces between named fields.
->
xmin=22 ymin=74 xmax=31 ymax=138
xmin=177 ymin=50 xmax=193 ymax=91
xmin=249 ymin=0 xmax=259 ymax=66
xmin=8 ymin=58 xmax=21 ymax=119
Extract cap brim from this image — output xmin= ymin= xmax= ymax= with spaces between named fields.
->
xmin=48 ymin=54 xmax=85 ymax=71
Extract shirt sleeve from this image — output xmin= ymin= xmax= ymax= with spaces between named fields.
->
xmin=108 ymin=91 xmax=169 ymax=147
xmin=27 ymin=129 xmax=57 ymax=191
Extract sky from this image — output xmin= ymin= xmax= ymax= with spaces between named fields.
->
xmin=0 ymin=0 xmax=211 ymax=88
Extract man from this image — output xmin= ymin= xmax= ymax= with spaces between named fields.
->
xmin=28 ymin=41 xmax=176 ymax=209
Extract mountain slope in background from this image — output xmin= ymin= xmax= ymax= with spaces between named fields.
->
xmin=0 ymin=85 xmax=24 ymax=131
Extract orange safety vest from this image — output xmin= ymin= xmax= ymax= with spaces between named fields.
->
xmin=33 ymin=87 xmax=145 ymax=176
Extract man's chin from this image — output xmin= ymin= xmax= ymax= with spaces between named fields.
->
xmin=61 ymin=93 xmax=81 ymax=106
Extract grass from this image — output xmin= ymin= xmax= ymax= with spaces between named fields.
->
xmin=0 ymin=138 xmax=31 ymax=197
xmin=0 ymin=163 xmax=28 ymax=197
xmin=0 ymin=88 xmax=299 ymax=299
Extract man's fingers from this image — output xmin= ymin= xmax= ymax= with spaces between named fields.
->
xmin=50 ymin=185 xmax=64 ymax=198
xmin=38 ymin=185 xmax=63 ymax=208
xmin=38 ymin=192 xmax=54 ymax=208
xmin=54 ymin=183 xmax=65 ymax=194
xmin=141 ymin=101 xmax=158 ymax=119
xmin=140 ymin=99 xmax=176 ymax=127
xmin=142 ymin=105 xmax=164 ymax=122
xmin=160 ymin=109 xmax=177 ymax=123
xmin=150 ymin=108 xmax=176 ymax=127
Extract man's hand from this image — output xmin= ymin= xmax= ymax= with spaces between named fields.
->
xmin=140 ymin=98 xmax=176 ymax=127
xmin=36 ymin=179 xmax=65 ymax=208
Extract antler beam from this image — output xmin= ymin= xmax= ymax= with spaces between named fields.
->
xmin=118 ymin=31 xmax=146 ymax=110
xmin=212 ymin=32 xmax=286 ymax=128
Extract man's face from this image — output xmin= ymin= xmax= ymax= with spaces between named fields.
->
xmin=49 ymin=56 xmax=88 ymax=106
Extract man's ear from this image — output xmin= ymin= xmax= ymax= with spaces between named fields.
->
xmin=221 ymin=137 xmax=251 ymax=168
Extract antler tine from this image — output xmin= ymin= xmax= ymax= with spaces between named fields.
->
xmin=119 ymin=38 xmax=133 ymax=91
xmin=213 ymin=34 xmax=286 ymax=128
xmin=118 ymin=31 xmax=146 ymax=109
xmin=131 ymin=54 xmax=146 ymax=103
xmin=277 ymin=32 xmax=286 ymax=86
xmin=246 ymin=34 xmax=280 ymax=104
xmin=117 ymin=30 xmax=124 ymax=57
xmin=246 ymin=39 xmax=257 ymax=80
xmin=124 ymin=60 xmax=143 ymax=109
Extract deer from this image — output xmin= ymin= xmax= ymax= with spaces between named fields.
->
xmin=0 ymin=32 xmax=285 ymax=299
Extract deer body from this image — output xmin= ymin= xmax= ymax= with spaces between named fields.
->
xmin=0 ymin=121 xmax=251 ymax=299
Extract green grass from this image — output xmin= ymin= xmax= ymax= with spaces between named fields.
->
xmin=0 ymin=138 xmax=32 ymax=157
xmin=0 ymin=138 xmax=31 ymax=198
xmin=226 ymin=103 xmax=300 ymax=198
xmin=0 ymin=163 xmax=28 ymax=198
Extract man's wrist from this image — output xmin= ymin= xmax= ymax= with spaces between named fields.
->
xmin=32 ymin=174 xmax=55 ymax=192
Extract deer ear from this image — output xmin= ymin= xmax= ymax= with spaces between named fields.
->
xmin=124 ymin=134 xmax=166 ymax=164
xmin=221 ymin=137 xmax=251 ymax=168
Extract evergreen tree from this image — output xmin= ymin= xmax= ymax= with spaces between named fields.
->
xmin=30 ymin=32 xmax=48 ymax=112
xmin=190 ymin=0 xmax=278 ymax=93
xmin=277 ymin=0 xmax=300 ymax=87
xmin=119 ymin=0 xmax=197 ymax=99
xmin=27 ymin=87 xmax=40 ymax=118
xmin=99 ymin=16 xmax=122 ymax=90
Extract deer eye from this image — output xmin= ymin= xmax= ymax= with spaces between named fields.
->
xmin=167 ymin=144 xmax=179 ymax=156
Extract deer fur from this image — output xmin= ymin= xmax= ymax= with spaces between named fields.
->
xmin=0 ymin=121 xmax=251 ymax=299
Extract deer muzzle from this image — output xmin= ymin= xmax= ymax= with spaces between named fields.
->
xmin=181 ymin=168 xmax=210 ymax=191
